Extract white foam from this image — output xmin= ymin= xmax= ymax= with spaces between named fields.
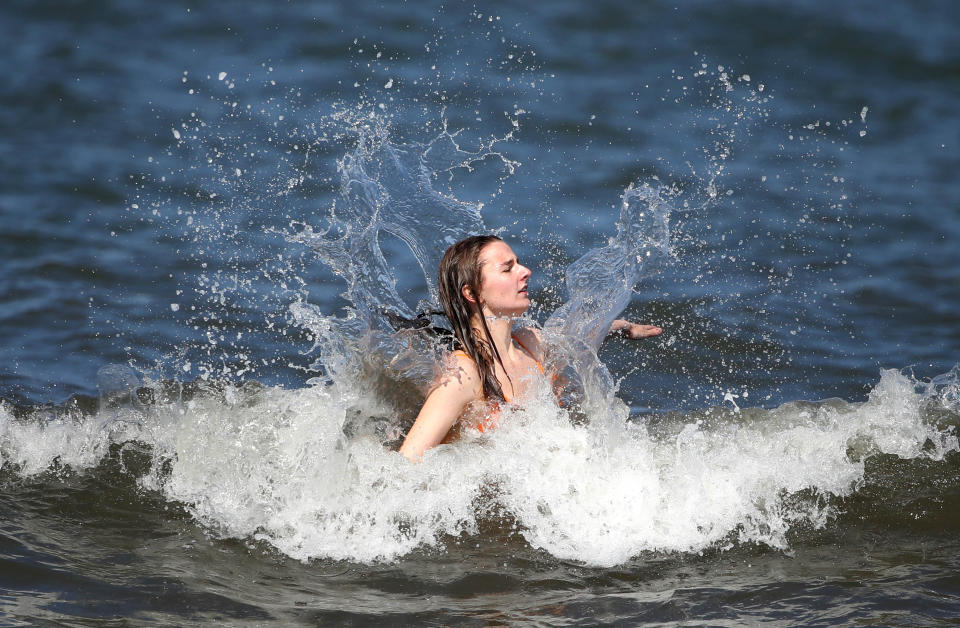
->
xmin=0 ymin=367 xmax=956 ymax=565
xmin=165 ymin=368 xmax=958 ymax=566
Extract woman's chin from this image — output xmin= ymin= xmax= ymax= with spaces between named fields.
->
xmin=485 ymin=306 xmax=529 ymax=320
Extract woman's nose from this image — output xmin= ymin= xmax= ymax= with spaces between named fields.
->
xmin=519 ymin=264 xmax=531 ymax=279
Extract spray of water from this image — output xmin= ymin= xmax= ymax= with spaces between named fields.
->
xmin=2 ymin=67 xmax=955 ymax=567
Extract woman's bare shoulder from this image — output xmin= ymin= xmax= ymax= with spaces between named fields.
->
xmin=437 ymin=349 xmax=483 ymax=397
xmin=400 ymin=349 xmax=483 ymax=462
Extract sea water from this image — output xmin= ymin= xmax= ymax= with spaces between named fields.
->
xmin=3 ymin=1 xmax=960 ymax=625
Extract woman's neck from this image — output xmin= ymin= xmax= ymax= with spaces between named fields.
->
xmin=472 ymin=314 xmax=516 ymax=359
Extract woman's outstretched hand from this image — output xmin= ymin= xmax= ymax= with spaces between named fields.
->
xmin=609 ymin=319 xmax=662 ymax=339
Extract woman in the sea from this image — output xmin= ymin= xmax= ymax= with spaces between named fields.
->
xmin=398 ymin=235 xmax=661 ymax=461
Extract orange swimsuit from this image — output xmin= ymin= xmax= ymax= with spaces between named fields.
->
xmin=453 ymin=334 xmax=544 ymax=433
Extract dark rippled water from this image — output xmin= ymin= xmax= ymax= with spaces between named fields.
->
xmin=3 ymin=0 xmax=960 ymax=625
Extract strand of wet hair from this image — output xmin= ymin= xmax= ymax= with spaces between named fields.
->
xmin=382 ymin=306 xmax=513 ymax=401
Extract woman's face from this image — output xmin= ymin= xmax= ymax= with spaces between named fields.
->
xmin=474 ymin=240 xmax=531 ymax=317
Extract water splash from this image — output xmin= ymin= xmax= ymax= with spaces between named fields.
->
xmin=546 ymin=183 xmax=672 ymax=350
xmin=542 ymin=183 xmax=673 ymax=415
xmin=6 ymin=111 xmax=954 ymax=563
xmin=4 ymin=60 xmax=944 ymax=568
xmin=288 ymin=113 xmax=514 ymax=320
xmin=2 ymin=365 xmax=957 ymax=566
xmin=286 ymin=112 xmax=518 ymax=394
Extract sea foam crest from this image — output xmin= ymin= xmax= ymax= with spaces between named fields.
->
xmin=130 ymin=367 xmax=960 ymax=564
xmin=1 ymin=363 xmax=957 ymax=566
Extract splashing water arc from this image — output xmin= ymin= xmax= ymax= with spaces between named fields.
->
xmin=543 ymin=182 xmax=673 ymax=414
xmin=287 ymin=118 xmax=529 ymax=390
xmin=1 ymin=104 xmax=957 ymax=568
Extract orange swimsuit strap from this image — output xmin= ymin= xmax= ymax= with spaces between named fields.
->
xmin=511 ymin=335 xmax=545 ymax=375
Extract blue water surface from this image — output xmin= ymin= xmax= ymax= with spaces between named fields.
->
xmin=2 ymin=0 xmax=958 ymax=409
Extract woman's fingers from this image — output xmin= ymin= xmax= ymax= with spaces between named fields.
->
xmin=609 ymin=319 xmax=663 ymax=339
xmin=624 ymin=324 xmax=662 ymax=339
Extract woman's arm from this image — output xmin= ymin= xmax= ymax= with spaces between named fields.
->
xmin=608 ymin=319 xmax=662 ymax=339
xmin=398 ymin=354 xmax=481 ymax=462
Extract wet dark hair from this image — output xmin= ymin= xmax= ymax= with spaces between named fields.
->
xmin=437 ymin=235 xmax=510 ymax=401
